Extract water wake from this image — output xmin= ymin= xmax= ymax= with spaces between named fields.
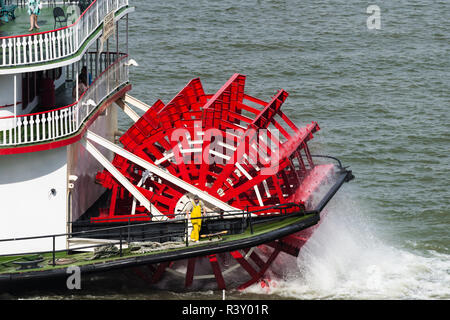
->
xmin=245 ymin=192 xmax=450 ymax=299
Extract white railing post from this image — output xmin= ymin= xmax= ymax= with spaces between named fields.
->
xmin=67 ymin=29 xmax=72 ymax=54
xmin=17 ymin=118 xmax=22 ymax=144
xmin=22 ymin=37 xmax=27 ymax=65
xmin=33 ymin=36 xmax=38 ymax=63
xmin=61 ymin=30 xmax=66 ymax=57
xmin=56 ymin=31 xmax=61 ymax=58
xmin=23 ymin=117 xmax=28 ymax=143
xmin=29 ymin=115 xmax=35 ymax=142
xmin=44 ymin=33 xmax=49 ymax=61
xmin=35 ymin=116 xmax=40 ymax=141
xmin=52 ymin=33 xmax=57 ymax=60
xmin=8 ymin=38 xmax=12 ymax=65
xmin=28 ymin=37 xmax=33 ymax=63
xmin=85 ymin=12 xmax=89 ymax=41
xmin=1 ymin=39 xmax=6 ymax=66
xmin=38 ymin=34 xmax=43 ymax=61
xmin=75 ymin=24 xmax=79 ymax=51
xmin=15 ymin=38 xmax=20 ymax=65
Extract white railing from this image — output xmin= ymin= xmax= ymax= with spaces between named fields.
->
xmin=0 ymin=54 xmax=129 ymax=146
xmin=0 ymin=0 xmax=128 ymax=68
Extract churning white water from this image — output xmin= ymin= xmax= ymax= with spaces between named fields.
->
xmin=244 ymin=192 xmax=450 ymax=300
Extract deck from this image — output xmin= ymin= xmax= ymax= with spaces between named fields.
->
xmin=0 ymin=5 xmax=70 ymax=38
xmin=0 ymin=213 xmax=319 ymax=282
xmin=0 ymin=0 xmax=130 ymax=70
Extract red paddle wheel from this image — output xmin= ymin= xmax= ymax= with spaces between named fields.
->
xmin=93 ymin=73 xmax=344 ymax=290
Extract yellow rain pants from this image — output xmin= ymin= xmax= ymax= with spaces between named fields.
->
xmin=190 ymin=201 xmax=202 ymax=242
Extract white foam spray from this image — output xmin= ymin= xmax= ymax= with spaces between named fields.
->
xmin=244 ymin=191 xmax=450 ymax=299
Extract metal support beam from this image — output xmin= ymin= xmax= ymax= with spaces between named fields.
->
xmin=83 ymin=139 xmax=165 ymax=220
xmin=209 ymin=254 xmax=226 ymax=290
xmin=151 ymin=262 xmax=170 ymax=284
xmin=230 ymin=250 xmax=259 ymax=278
xmin=237 ymin=245 xmax=281 ymax=290
xmin=86 ymin=131 xmax=239 ymax=212
xmin=185 ymin=258 xmax=196 ymax=288
xmin=115 ymin=99 xmax=140 ymax=123
xmin=124 ymin=94 xmax=150 ymax=112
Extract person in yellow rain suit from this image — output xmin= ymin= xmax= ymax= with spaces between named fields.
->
xmin=189 ymin=195 xmax=205 ymax=242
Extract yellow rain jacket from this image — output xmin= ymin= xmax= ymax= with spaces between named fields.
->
xmin=190 ymin=199 xmax=203 ymax=241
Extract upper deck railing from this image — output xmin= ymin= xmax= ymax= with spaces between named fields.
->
xmin=0 ymin=53 xmax=129 ymax=146
xmin=0 ymin=0 xmax=129 ymax=68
